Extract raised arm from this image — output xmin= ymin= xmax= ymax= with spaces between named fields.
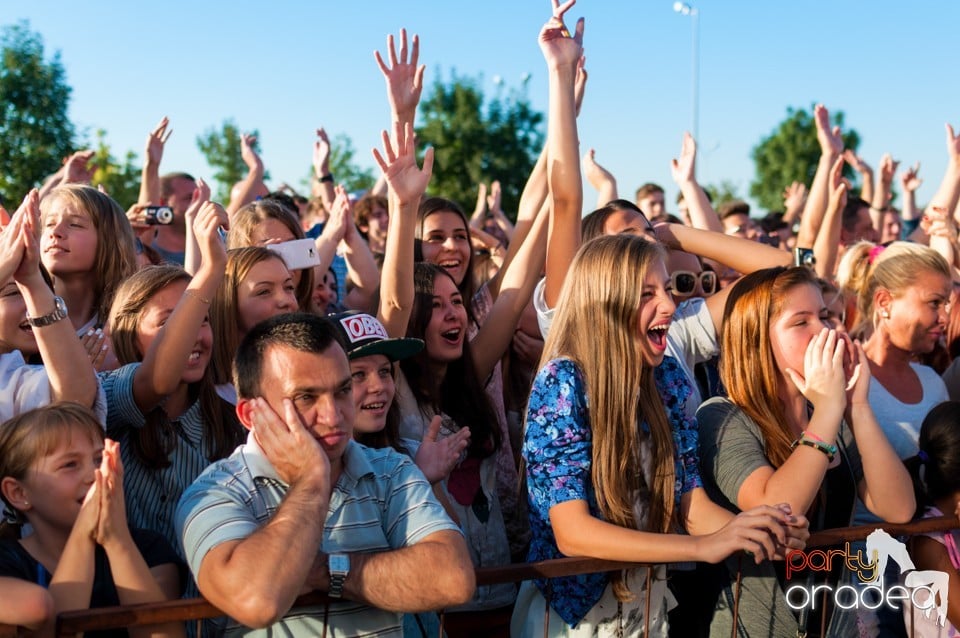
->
xmin=541 ymin=0 xmax=584 ymax=308
xmin=182 ymin=178 xmax=211 ymax=276
xmin=781 ymin=181 xmax=807 ymax=228
xmin=339 ymin=192 xmax=382 ymax=313
xmin=899 ymin=161 xmax=922 ymax=222
xmin=374 ymin=28 xmax=425 ymax=128
xmin=926 ymin=124 xmax=960 ymax=224
xmin=226 ymin=134 xmax=266 ymax=218
xmin=653 ymin=222 xmax=791 ymax=332
xmin=583 ymin=148 xmax=618 ymax=209
xmin=11 ymin=191 xmax=98 ymax=408
xmin=133 ymin=202 xmax=226 ymax=408
xmin=796 ymin=105 xmax=844 ymax=248
xmin=670 ymin=131 xmax=723 ymax=232
xmin=138 ymin=117 xmax=171 ymax=205
xmin=812 ymin=155 xmax=847 ymax=278
xmin=310 ymin=128 xmax=336 ymax=211
xmin=374 ymin=122 xmax=434 ymax=337
xmin=484 ymin=180 xmax=515 ymax=242
xmin=870 ymin=153 xmax=899 ymax=230
xmin=843 ymin=149 xmax=873 ymax=206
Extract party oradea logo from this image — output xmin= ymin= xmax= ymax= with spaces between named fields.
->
xmin=785 ymin=529 xmax=948 ymax=627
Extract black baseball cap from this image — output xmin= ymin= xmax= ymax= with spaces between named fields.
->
xmin=329 ymin=311 xmax=423 ymax=361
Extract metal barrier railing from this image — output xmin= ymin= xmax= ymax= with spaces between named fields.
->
xmin=0 ymin=515 xmax=954 ymax=637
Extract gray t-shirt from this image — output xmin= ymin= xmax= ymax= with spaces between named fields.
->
xmin=697 ymin=397 xmax=863 ymax=637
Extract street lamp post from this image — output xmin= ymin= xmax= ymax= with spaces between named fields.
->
xmin=673 ymin=2 xmax=700 ymax=143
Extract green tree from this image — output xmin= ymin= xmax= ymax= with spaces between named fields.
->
xmin=90 ymin=129 xmax=141 ymax=207
xmin=416 ymin=72 xmax=544 ymax=218
xmin=196 ymin=119 xmax=263 ymax=203
xmin=703 ymin=180 xmax=742 ymax=209
xmin=751 ymin=105 xmax=860 ymax=211
xmin=0 ymin=21 xmax=75 ymax=205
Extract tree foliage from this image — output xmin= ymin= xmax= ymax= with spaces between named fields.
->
xmin=416 ymin=72 xmax=544 ymax=218
xmin=703 ymin=180 xmax=742 ymax=209
xmin=751 ymin=105 xmax=860 ymax=211
xmin=330 ymin=133 xmax=376 ymax=194
xmin=0 ymin=21 xmax=75 ymax=205
xmin=91 ymin=129 xmax=141 ymax=208
xmin=196 ymin=119 xmax=263 ymax=203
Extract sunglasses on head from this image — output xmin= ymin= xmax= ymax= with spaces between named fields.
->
xmin=670 ymin=270 xmax=717 ymax=297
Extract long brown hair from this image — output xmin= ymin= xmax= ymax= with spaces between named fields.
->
xmin=227 ymin=199 xmax=314 ymax=310
xmin=41 ymin=184 xmax=137 ymax=325
xmin=537 ymin=235 xmax=675 ymax=598
xmin=109 ymin=265 xmax=243 ymax=468
xmin=720 ymin=266 xmax=820 ymax=467
xmin=209 ymin=247 xmax=292 ymax=385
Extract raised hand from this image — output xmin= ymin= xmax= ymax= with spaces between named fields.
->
xmin=827 ymin=155 xmax=848 ymax=214
xmin=11 ymin=190 xmax=42 ymax=286
xmin=670 ymin=132 xmax=697 ymax=185
xmin=415 ymin=416 xmax=470 ymax=484
xmin=240 ymin=134 xmax=262 ymax=171
xmin=900 ymin=161 xmax=923 ymax=192
xmin=372 ymin=121 xmax=435 ymax=206
xmin=846 ymin=339 xmax=871 ymax=405
xmin=75 ymin=470 xmax=103 ymax=541
xmin=63 ymin=150 xmax=96 ymax=185
xmin=842 ymin=150 xmax=872 ymax=177
xmin=184 ymin=178 xmax=212 ymax=224
xmin=472 ymin=182 xmax=488 ymax=223
xmin=877 ymin=153 xmax=899 ymax=188
xmin=192 ymin=201 xmax=228 ymax=271
xmin=573 ymin=53 xmax=588 ymax=116
xmin=814 ymin=104 xmax=843 ymax=157
xmin=0 ymin=192 xmax=30 ymax=283
xmin=248 ymin=397 xmax=331 ymax=488
xmin=539 ymin=0 xmax=584 ymax=68
xmin=783 ymin=181 xmax=808 ymax=212
xmin=374 ymin=28 xmax=425 ymax=123
xmin=313 ymin=128 xmax=332 ymax=179
xmin=583 ymin=148 xmax=616 ymax=191
xmin=784 ymin=328 xmax=848 ymax=417
xmin=145 ymin=116 xmax=172 ymax=166
xmin=946 ymin=123 xmax=960 ymax=165
xmin=487 ymin=180 xmax=503 ymax=216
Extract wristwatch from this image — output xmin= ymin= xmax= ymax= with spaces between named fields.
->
xmin=26 ymin=296 xmax=68 ymax=328
xmin=328 ymin=553 xmax=350 ymax=599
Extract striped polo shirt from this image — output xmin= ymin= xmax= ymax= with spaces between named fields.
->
xmin=176 ymin=435 xmax=461 ymax=637
xmin=101 ymin=362 xmax=215 ymax=553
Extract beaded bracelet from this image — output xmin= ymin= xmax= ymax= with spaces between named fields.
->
xmin=792 ymin=433 xmax=837 ymax=462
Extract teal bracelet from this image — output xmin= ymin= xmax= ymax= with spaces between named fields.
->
xmin=792 ymin=434 xmax=837 ymax=462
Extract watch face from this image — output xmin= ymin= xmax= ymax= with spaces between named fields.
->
xmin=329 ymin=554 xmax=350 ymax=574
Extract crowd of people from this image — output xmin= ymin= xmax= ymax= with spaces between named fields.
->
xmin=3 ymin=1 xmax=960 ymax=636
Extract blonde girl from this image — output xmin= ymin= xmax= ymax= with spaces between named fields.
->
xmin=0 ymin=403 xmax=183 ymax=637
xmin=40 ymin=185 xmax=137 ymax=334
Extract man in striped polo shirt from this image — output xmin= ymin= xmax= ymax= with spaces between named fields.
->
xmin=176 ymin=313 xmax=475 ymax=636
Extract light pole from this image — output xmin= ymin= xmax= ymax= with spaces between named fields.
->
xmin=673 ymin=2 xmax=700 ymax=143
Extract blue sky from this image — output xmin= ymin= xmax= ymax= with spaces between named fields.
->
xmin=8 ymin=1 xmax=960 ymax=213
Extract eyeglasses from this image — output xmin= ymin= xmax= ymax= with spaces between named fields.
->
xmin=670 ymin=270 xmax=718 ymax=297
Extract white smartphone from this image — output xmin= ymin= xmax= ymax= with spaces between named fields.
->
xmin=266 ymin=238 xmax=321 ymax=271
